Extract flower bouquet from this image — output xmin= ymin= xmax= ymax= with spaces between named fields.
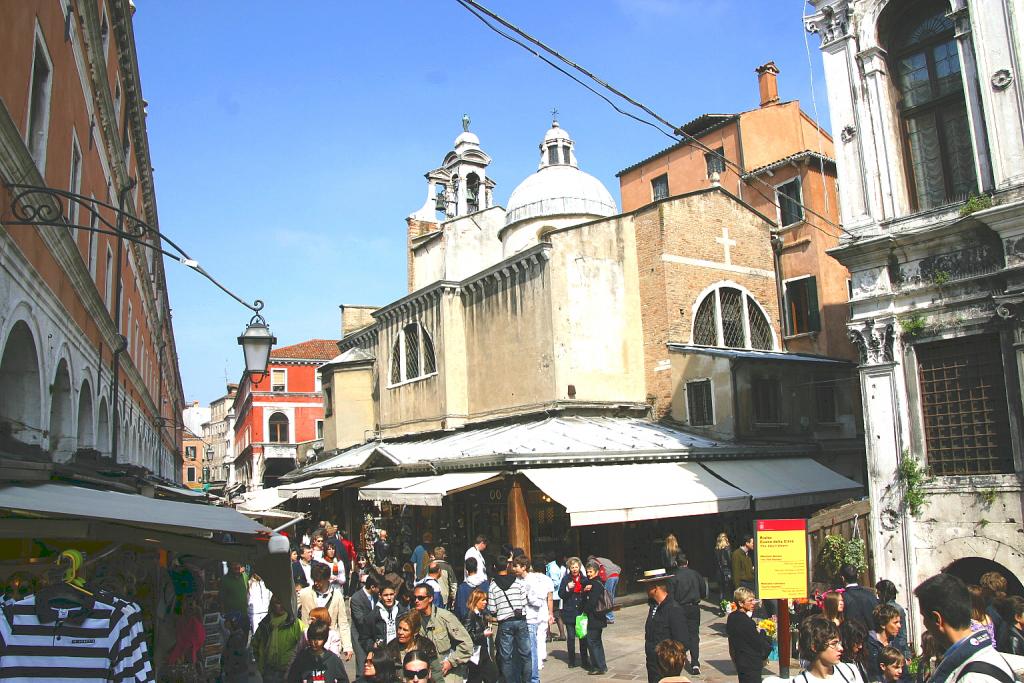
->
xmin=721 ymin=600 xmax=737 ymax=614
xmin=758 ymin=618 xmax=779 ymax=661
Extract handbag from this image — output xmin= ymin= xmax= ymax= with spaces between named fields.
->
xmin=575 ymin=613 xmax=589 ymax=639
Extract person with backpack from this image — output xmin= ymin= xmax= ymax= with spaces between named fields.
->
xmin=914 ymin=572 xmax=1016 ymax=683
xmin=640 ymin=568 xmax=690 ymax=683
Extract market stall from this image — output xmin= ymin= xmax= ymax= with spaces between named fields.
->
xmin=0 ymin=480 xmax=291 ymax=681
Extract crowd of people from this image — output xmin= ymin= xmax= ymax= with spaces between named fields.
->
xmin=225 ymin=522 xmax=1024 ymax=683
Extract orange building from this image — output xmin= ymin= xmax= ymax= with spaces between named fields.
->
xmin=230 ymin=339 xmax=337 ymax=491
xmin=617 ymin=63 xmax=854 ymax=361
xmin=0 ymin=2 xmax=184 ymax=476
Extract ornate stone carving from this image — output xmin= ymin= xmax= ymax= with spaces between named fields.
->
xmin=848 ymin=319 xmax=896 ymax=365
xmin=992 ymin=69 xmax=1013 ymax=91
xmin=805 ymin=1 xmax=851 ymax=46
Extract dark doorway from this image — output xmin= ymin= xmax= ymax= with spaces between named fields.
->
xmin=943 ymin=557 xmax=1024 ymax=596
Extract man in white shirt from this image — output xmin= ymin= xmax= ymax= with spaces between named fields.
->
xmin=465 ymin=535 xmax=488 ymax=581
xmin=524 ymin=558 xmax=555 ymax=683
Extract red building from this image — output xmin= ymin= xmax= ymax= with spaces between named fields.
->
xmin=229 ymin=339 xmax=337 ymax=490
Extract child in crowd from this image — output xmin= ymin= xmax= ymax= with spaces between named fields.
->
xmin=286 ymin=621 xmax=349 ymax=683
xmin=878 ymin=647 xmax=905 ymax=683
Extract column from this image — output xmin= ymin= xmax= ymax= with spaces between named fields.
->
xmin=507 ymin=477 xmax=532 ymax=559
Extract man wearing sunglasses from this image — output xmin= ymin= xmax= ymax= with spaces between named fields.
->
xmin=413 ymin=584 xmax=473 ymax=683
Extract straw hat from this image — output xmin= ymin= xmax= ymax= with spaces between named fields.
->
xmin=636 ymin=568 xmax=674 ymax=584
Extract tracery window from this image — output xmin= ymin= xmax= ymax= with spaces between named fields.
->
xmin=884 ymin=2 xmax=977 ymax=210
xmin=691 ymin=285 xmax=774 ymax=350
xmin=390 ymin=322 xmax=437 ymax=386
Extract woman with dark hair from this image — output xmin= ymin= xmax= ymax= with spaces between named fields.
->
xmin=403 ymin=650 xmax=434 ymax=682
xmin=840 ymin=619 xmax=871 ymax=682
xmin=968 ymin=584 xmax=996 ymax=642
xmin=462 ymin=588 xmax=498 ymax=683
xmin=796 ymin=616 xmax=865 ymax=683
xmin=823 ymin=591 xmax=845 ymax=627
xmin=582 ymin=559 xmax=609 ymax=675
xmin=364 ymin=646 xmax=400 ymax=683
xmin=384 ymin=611 xmax=443 ymax=683
xmin=655 ymin=639 xmax=691 ymax=683
xmin=875 ymin=579 xmax=908 ymax=655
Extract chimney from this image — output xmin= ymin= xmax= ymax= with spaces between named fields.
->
xmin=756 ymin=62 xmax=780 ymax=107
xmin=340 ymin=304 xmax=379 ymax=337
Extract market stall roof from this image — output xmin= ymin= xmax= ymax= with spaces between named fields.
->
xmin=278 ymin=474 xmax=362 ymax=499
xmin=522 ymin=463 xmax=749 ymax=526
xmin=701 ymin=458 xmax=862 ymax=511
xmin=357 ymin=472 xmax=503 ymax=506
xmin=357 ymin=476 xmax=435 ymax=502
xmin=236 ymin=486 xmax=296 ymax=512
xmin=0 ymin=481 xmax=270 ymax=537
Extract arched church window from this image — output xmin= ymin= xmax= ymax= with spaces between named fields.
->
xmin=691 ymin=285 xmax=775 ymax=350
xmin=883 ymin=1 xmax=977 ymax=210
xmin=389 ymin=322 xmax=437 ymax=386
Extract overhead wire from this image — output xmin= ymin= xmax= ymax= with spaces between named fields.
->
xmin=454 ymin=0 xmax=856 ymax=240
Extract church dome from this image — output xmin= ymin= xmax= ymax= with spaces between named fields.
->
xmin=454 ymin=130 xmax=480 ymax=147
xmin=504 ymin=121 xmax=616 ymax=228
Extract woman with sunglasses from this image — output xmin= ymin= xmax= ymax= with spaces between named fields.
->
xmin=403 ymin=650 xmax=434 ymax=683
xmin=796 ymin=615 xmax=865 ymax=683
xmin=384 ymin=611 xmax=443 ymax=683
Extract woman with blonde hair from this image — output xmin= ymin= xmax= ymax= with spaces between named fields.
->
xmin=714 ymin=533 xmax=733 ymax=606
xmin=662 ymin=534 xmax=683 ymax=570
xmin=462 ymin=589 xmax=497 ymax=683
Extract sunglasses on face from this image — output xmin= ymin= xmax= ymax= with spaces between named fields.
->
xmin=404 ymin=669 xmax=430 ymax=680
xmin=413 ymin=594 xmax=430 ymax=601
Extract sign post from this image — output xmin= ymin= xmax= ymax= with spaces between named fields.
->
xmin=756 ymin=519 xmax=809 ymax=678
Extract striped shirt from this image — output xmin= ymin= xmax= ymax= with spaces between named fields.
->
xmin=0 ymin=591 xmax=154 ymax=681
xmin=487 ymin=577 xmax=528 ymax=622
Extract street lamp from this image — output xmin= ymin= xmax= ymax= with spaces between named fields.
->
xmin=238 ymin=309 xmax=276 ymax=381
xmin=3 ymin=182 xmax=275 ymax=459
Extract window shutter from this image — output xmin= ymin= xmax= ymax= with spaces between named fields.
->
xmin=806 ymin=277 xmax=821 ymax=332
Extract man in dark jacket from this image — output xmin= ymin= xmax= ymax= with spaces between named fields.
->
xmin=840 ymin=564 xmax=880 ymax=631
xmin=640 ymin=569 xmax=691 ymax=683
xmin=351 ymin=573 xmax=380 ymax=683
xmin=671 ymin=554 xmax=707 ymax=674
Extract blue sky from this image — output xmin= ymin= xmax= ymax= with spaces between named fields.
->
xmin=133 ymin=1 xmax=829 ymax=405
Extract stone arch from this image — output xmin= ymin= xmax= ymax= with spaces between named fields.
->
xmin=77 ymin=379 xmax=95 ymax=450
xmin=49 ymin=357 xmax=74 ymax=461
xmin=96 ymin=397 xmax=110 ymax=456
xmin=688 ymin=280 xmax=778 ymax=350
xmin=944 ymin=556 xmax=1024 ymax=596
xmin=0 ymin=319 xmax=44 ymax=446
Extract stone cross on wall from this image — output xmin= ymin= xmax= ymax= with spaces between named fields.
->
xmin=715 ymin=227 xmax=737 ymax=265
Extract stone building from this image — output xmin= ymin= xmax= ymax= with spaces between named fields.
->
xmin=0 ymin=1 xmax=184 ymax=477
xmin=286 ymin=119 xmax=864 ymax=578
xmin=201 ymin=383 xmax=238 ymax=486
xmin=807 ymin=0 xmax=1024 ymax=636
xmin=618 ymin=63 xmax=857 ymax=420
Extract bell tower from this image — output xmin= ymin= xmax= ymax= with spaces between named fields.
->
xmin=410 ymin=114 xmax=495 ymax=222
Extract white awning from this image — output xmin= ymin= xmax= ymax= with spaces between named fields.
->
xmin=522 ymin=463 xmax=749 ymax=526
xmin=279 ymin=475 xmax=362 ymax=499
xmin=236 ymin=486 xmax=296 ymax=512
xmin=358 ymin=476 xmax=435 ymax=502
xmin=701 ymin=458 xmax=862 ymax=511
xmin=358 ymin=472 xmax=502 ymax=506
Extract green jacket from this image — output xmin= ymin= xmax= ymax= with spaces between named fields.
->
xmin=420 ymin=608 xmax=474 ymax=683
xmin=731 ymin=547 xmax=754 ymax=589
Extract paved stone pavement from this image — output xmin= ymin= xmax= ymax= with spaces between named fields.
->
xmin=535 ymin=599 xmax=784 ymax=683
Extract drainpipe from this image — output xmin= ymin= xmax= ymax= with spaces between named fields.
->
xmin=771 ymin=233 xmax=787 ymax=340
xmin=108 ymin=179 xmax=136 ymax=462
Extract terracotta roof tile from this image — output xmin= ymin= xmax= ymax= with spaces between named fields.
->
xmin=270 ymin=339 xmax=340 ymax=360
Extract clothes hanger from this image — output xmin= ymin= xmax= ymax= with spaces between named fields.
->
xmin=38 ymin=549 xmax=93 ymax=611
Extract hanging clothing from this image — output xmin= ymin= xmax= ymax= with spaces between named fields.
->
xmin=0 ymin=590 xmax=154 ymax=681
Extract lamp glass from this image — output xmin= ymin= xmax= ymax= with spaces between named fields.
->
xmin=238 ymin=322 xmax=276 ymax=376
